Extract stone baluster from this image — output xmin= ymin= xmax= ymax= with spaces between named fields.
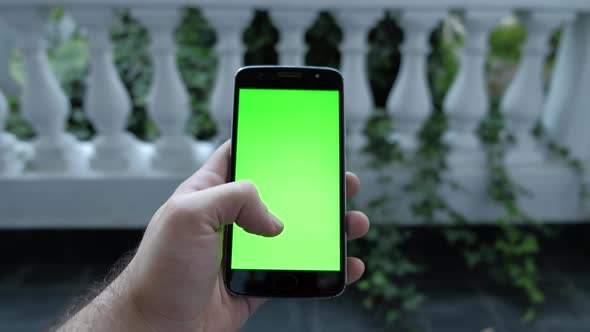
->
xmin=387 ymin=10 xmax=445 ymax=151
xmin=0 ymin=20 xmax=18 ymax=96
xmin=335 ymin=10 xmax=380 ymax=171
xmin=501 ymin=11 xmax=574 ymax=164
xmin=272 ymin=9 xmax=315 ymax=66
xmin=204 ymin=9 xmax=252 ymax=145
xmin=542 ymin=14 xmax=588 ymax=160
xmin=3 ymin=7 xmax=77 ymax=172
xmin=0 ymin=88 xmax=19 ymax=173
xmin=443 ymin=11 xmax=504 ymax=165
xmin=70 ymin=8 xmax=137 ymax=171
xmin=134 ymin=8 xmax=199 ymax=172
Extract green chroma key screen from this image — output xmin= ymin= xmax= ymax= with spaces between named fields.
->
xmin=231 ymin=88 xmax=341 ymax=271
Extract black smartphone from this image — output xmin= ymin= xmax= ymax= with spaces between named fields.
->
xmin=223 ymin=66 xmax=346 ymax=298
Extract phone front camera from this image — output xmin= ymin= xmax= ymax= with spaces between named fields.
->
xmin=315 ymin=73 xmax=320 ymax=78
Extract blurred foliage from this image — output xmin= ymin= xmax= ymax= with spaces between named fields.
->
xmin=306 ymin=12 xmax=342 ymax=69
xmin=244 ymin=11 xmax=278 ymax=65
xmin=428 ymin=22 xmax=461 ymax=111
xmin=110 ymin=9 xmax=218 ymax=141
xmin=110 ymin=11 xmax=152 ymax=140
xmin=3 ymin=9 xmax=567 ymax=329
xmin=352 ymin=226 xmax=425 ymax=324
xmin=490 ymin=20 xmax=526 ymax=63
xmin=367 ymin=13 xmax=401 ymax=107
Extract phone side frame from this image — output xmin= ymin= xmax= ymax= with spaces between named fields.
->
xmin=222 ymin=65 xmax=347 ymax=298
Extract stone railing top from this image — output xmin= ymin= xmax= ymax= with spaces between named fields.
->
xmin=0 ymin=0 xmax=588 ymax=11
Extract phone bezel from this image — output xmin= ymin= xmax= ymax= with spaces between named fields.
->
xmin=223 ymin=66 xmax=347 ymax=298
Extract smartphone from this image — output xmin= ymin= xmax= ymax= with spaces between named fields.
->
xmin=223 ymin=66 xmax=346 ymax=298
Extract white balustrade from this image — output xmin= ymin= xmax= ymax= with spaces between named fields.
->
xmin=134 ymin=8 xmax=200 ymax=173
xmin=501 ymin=11 xmax=574 ymax=164
xmin=272 ymin=9 xmax=315 ymax=66
xmin=70 ymin=8 xmax=138 ymax=172
xmin=2 ymin=1 xmax=590 ymax=229
xmin=204 ymin=9 xmax=252 ymax=145
xmin=387 ymin=10 xmax=445 ymax=152
xmin=443 ymin=11 xmax=505 ymax=165
xmin=335 ymin=10 xmax=380 ymax=171
xmin=2 ymin=7 xmax=78 ymax=172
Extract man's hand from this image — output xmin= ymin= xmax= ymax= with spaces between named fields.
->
xmin=58 ymin=141 xmax=370 ymax=332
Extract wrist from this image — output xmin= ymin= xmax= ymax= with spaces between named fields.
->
xmin=57 ymin=271 xmax=154 ymax=332
xmin=121 ymin=261 xmax=208 ymax=332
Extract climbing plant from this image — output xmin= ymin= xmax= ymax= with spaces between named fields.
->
xmin=356 ymin=17 xmax=557 ymax=328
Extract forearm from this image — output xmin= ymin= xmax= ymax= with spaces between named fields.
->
xmin=53 ymin=251 xmax=153 ymax=332
xmin=55 ymin=274 xmax=152 ymax=332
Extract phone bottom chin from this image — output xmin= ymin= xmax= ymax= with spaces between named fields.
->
xmin=224 ymin=269 xmax=346 ymax=298
xmin=226 ymin=287 xmax=346 ymax=299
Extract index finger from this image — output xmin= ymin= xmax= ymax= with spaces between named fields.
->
xmin=177 ymin=142 xmax=362 ymax=197
xmin=175 ymin=140 xmax=231 ymax=194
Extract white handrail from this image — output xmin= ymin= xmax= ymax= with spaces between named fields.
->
xmin=1 ymin=1 xmax=590 ymax=228
xmin=0 ymin=0 xmax=589 ymax=10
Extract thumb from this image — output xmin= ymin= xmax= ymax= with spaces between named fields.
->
xmin=189 ymin=180 xmax=284 ymax=237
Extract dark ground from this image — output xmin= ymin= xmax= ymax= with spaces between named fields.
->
xmin=1 ymin=225 xmax=590 ymax=332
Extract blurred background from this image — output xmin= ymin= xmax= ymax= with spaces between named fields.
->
xmin=1 ymin=1 xmax=590 ymax=331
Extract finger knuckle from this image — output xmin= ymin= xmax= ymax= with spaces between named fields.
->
xmin=238 ymin=180 xmax=259 ymax=197
xmin=163 ymin=196 xmax=194 ymax=221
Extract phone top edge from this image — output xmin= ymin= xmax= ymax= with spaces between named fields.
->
xmin=234 ymin=66 xmax=343 ymax=91
xmin=236 ymin=65 xmax=342 ymax=75
xmin=235 ymin=66 xmax=343 ymax=82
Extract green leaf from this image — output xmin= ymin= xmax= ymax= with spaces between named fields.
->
xmin=402 ymin=293 xmax=426 ymax=311
xmin=382 ymin=284 xmax=400 ymax=300
xmin=357 ymin=279 xmax=370 ymax=291
xmin=48 ymin=38 xmax=90 ymax=85
xmin=362 ymin=297 xmax=374 ymax=310
xmin=371 ymin=271 xmax=388 ymax=288
xmin=522 ymin=307 xmax=537 ymax=323
xmin=444 ymin=228 xmax=477 ymax=244
xmin=520 ymin=235 xmax=539 ymax=254
xmin=51 ymin=6 xmax=64 ymax=21
xmin=385 ymin=309 xmax=400 ymax=323
xmin=529 ymin=287 xmax=545 ymax=304
xmin=463 ymin=250 xmax=482 ymax=268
